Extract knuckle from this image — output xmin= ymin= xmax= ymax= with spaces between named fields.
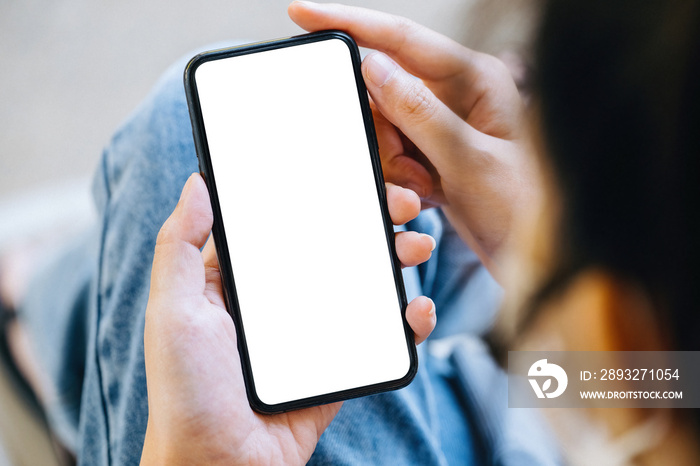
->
xmin=476 ymin=54 xmax=513 ymax=88
xmin=387 ymin=15 xmax=414 ymax=55
xmin=475 ymin=52 xmax=506 ymax=75
xmin=485 ymin=54 xmax=510 ymax=76
xmin=393 ymin=15 xmax=415 ymax=36
xmin=398 ymin=82 xmax=437 ymax=124
xmin=204 ymin=263 xmax=221 ymax=281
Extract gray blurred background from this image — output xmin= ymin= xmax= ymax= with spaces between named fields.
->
xmin=0 ymin=0 xmax=535 ymax=463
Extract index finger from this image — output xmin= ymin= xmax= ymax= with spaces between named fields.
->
xmin=288 ymin=1 xmax=480 ymax=82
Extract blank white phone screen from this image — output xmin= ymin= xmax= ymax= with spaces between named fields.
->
xmin=194 ymin=38 xmax=411 ymax=406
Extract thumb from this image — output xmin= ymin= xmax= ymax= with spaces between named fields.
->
xmin=362 ymin=52 xmax=477 ymax=178
xmin=371 ymin=103 xmax=434 ymax=198
xmin=150 ymin=173 xmax=214 ymax=298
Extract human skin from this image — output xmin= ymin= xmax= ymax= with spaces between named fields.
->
xmin=288 ymin=1 xmax=538 ymax=281
xmin=140 ymin=174 xmax=437 ymax=465
xmin=285 ymin=3 xmax=700 ymax=465
xmin=141 ymin=1 xmax=536 ymax=462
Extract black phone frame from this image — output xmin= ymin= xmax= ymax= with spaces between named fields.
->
xmin=184 ymin=30 xmax=417 ymax=414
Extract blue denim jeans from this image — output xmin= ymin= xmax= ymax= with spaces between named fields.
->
xmin=19 ymin=45 xmax=560 ymax=465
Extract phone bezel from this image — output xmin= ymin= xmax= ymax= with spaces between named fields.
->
xmin=184 ymin=30 xmax=417 ymax=414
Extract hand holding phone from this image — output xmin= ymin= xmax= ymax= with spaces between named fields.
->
xmin=184 ymin=31 xmax=432 ymax=413
xmin=142 ymin=172 xmax=435 ymax=463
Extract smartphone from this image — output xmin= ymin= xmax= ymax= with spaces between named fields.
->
xmin=184 ymin=31 xmax=417 ymax=413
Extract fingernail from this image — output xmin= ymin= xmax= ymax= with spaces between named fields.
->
xmin=422 ymin=233 xmax=437 ymax=252
xmin=428 ymin=298 xmax=436 ymax=317
xmin=365 ymin=52 xmax=396 ymax=87
xmin=292 ymin=0 xmax=320 ymax=10
xmin=179 ymin=173 xmax=203 ymax=207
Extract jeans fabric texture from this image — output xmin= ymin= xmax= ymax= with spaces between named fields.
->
xmin=19 ymin=45 xmax=560 ymax=465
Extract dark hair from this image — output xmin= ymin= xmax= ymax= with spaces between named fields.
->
xmin=526 ymin=0 xmax=700 ymax=352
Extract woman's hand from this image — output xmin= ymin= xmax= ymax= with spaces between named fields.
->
xmin=289 ymin=1 xmax=539 ymax=278
xmin=140 ymin=174 xmax=436 ymax=465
